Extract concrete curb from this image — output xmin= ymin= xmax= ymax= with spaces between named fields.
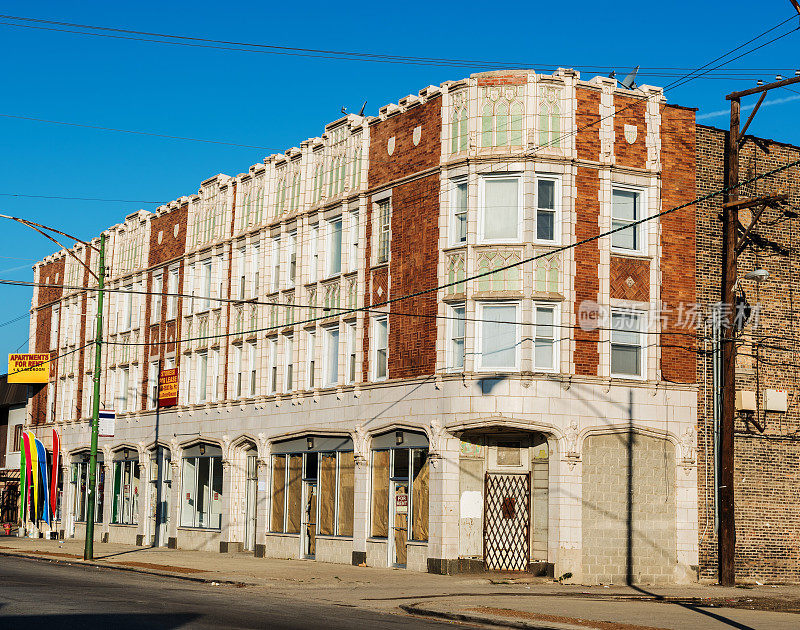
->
xmin=0 ymin=550 xmax=250 ymax=587
xmin=399 ymin=602 xmax=587 ymax=630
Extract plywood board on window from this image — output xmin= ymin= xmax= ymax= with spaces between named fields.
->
xmin=271 ymin=455 xmax=285 ymax=532
xmin=412 ymin=452 xmax=429 ymax=541
xmin=286 ymin=454 xmax=302 ymax=534
xmin=371 ymin=450 xmax=390 ymax=537
xmin=337 ymin=451 xmax=355 ymax=537
xmin=319 ymin=453 xmax=336 ymax=536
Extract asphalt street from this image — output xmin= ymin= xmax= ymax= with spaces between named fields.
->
xmin=0 ymin=556 xmax=470 ymax=629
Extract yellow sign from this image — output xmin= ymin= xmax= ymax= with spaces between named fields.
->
xmin=8 ymin=353 xmax=50 ymax=384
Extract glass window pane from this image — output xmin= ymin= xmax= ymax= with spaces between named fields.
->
xmin=534 ymin=339 xmax=554 ymax=370
xmin=537 ymin=209 xmax=555 ymax=241
xmin=538 ymin=180 xmax=555 ymax=209
xmin=329 ymin=219 xmax=342 ymax=275
xmin=196 ymin=457 xmax=211 ymax=528
xmin=612 ymin=344 xmax=641 ymax=376
xmin=393 ymin=449 xmax=409 ymax=478
xmin=481 ymin=305 xmax=517 ymax=368
xmin=181 ymin=458 xmax=197 ymax=527
xmin=327 ymin=328 xmax=339 ymax=385
xmin=484 ymin=178 xmax=518 ymax=240
xmin=612 ymin=190 xmax=638 ymax=221
xmin=611 ymin=221 xmax=637 ymax=250
xmin=210 ymin=457 xmax=223 ymax=529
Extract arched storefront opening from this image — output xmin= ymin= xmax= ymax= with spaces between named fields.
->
xmin=180 ymin=443 xmax=223 ymax=530
xmin=148 ymin=445 xmax=171 ymax=547
xmin=70 ymin=450 xmax=104 ymax=526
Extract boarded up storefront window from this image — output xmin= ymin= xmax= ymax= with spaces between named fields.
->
xmin=319 ymin=453 xmax=336 ymax=536
xmin=371 ymin=450 xmax=390 ymax=537
xmin=286 ymin=454 xmax=302 ymax=533
xmin=271 ymin=455 xmax=286 ymax=532
xmin=411 ymin=449 xmax=429 ymax=541
xmin=337 ymin=451 xmax=355 ymax=537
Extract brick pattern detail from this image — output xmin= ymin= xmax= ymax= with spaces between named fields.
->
xmin=610 ymin=256 xmax=650 ymax=302
xmin=476 ymin=75 xmax=527 ymax=86
xmin=576 ymin=88 xmax=601 ymax=162
xmin=659 ymin=105 xmax=697 ymax=384
xmin=574 ymin=168 xmax=600 ymax=376
xmin=696 ymin=124 xmax=800 ymax=583
xmin=613 ymin=95 xmax=647 ymax=168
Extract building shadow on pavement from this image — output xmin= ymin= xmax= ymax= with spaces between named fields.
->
xmin=1 ymin=613 xmax=200 ymax=629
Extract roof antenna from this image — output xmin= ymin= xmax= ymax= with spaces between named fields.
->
xmin=620 ymin=65 xmax=639 ymax=90
xmin=608 ymin=70 xmax=616 ymax=79
xmin=358 ymin=100 xmax=367 ymax=117
xmin=340 ymin=106 xmax=347 ymax=114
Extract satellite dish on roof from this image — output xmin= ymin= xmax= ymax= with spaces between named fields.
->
xmin=620 ymin=66 xmax=639 ymax=90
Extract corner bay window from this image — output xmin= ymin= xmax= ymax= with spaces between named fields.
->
xmin=112 ymin=455 xmax=140 ymax=525
xmin=533 ymin=304 xmax=557 ymax=371
xmin=611 ymin=310 xmax=645 ymax=377
xmin=270 ymin=437 xmax=355 ymax=538
xmin=481 ymin=176 xmax=519 ymax=241
xmin=479 ymin=303 xmax=519 ymax=370
xmin=536 ymin=178 xmax=557 ymax=242
xmin=181 ymin=444 xmax=223 ymax=529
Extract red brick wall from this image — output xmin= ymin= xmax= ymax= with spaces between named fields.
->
xmin=364 ymin=96 xmax=442 ymax=381
xmin=614 ymin=95 xmax=648 ymax=168
xmin=610 ymin=256 xmax=650 ymax=302
xmin=31 ymin=257 xmax=65 ymax=425
xmin=660 ymin=105 xmax=697 ymax=384
xmin=576 ymin=88 xmax=601 ymax=162
xmin=574 ymin=168 xmax=600 ymax=376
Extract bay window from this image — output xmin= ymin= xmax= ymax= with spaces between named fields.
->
xmin=481 ymin=176 xmax=520 ymax=242
xmin=611 ymin=310 xmax=645 ymax=377
xmin=478 ymin=302 xmax=519 ymax=370
xmin=533 ymin=303 xmax=558 ymax=371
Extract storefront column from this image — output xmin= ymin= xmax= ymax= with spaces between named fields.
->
xmin=100 ymin=462 xmax=113 ymax=542
xmin=350 ymin=455 xmax=369 ymax=566
xmin=60 ymin=464 xmax=72 ymax=539
xmin=167 ymin=458 xmax=181 ymax=548
xmin=426 ymin=435 xmax=460 ymax=574
xmin=135 ymin=459 xmax=148 ymax=546
xmin=254 ymin=457 xmax=269 ymax=558
xmin=219 ymin=459 xmax=235 ymax=553
xmin=552 ymin=455 xmax=583 ymax=582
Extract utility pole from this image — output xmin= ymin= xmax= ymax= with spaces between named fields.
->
xmin=84 ymin=233 xmax=105 ymax=561
xmin=718 ymin=68 xmax=799 ymax=585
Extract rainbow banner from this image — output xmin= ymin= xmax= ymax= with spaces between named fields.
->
xmin=19 ymin=432 xmax=26 ymax=523
xmin=51 ymin=429 xmax=60 ymax=521
xmin=35 ymin=438 xmax=50 ymax=526
xmin=27 ymin=432 xmax=39 ymax=522
xmin=22 ymin=432 xmax=34 ymax=521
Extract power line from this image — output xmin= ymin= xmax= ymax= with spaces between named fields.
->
xmin=0 ymin=192 xmax=162 ymax=204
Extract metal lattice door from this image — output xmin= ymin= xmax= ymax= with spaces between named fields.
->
xmin=484 ymin=473 xmax=530 ymax=571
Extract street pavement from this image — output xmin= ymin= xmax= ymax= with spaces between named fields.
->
xmin=2 ymin=537 xmax=800 ymax=629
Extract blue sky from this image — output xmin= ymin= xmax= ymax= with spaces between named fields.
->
xmin=1 ymin=1 xmax=799 ymax=358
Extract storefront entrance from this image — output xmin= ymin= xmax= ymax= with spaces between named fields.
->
xmin=244 ymin=453 xmax=257 ymax=551
xmin=484 ymin=472 xmax=530 ymax=571
xmin=391 ymin=481 xmax=409 ymax=567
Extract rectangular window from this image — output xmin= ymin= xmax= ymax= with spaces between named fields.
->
xmin=479 ymin=303 xmax=519 ymax=370
xmin=536 ymin=178 xmax=558 ymax=242
xmin=283 ymin=335 xmax=294 ymax=393
xmin=373 ymin=316 xmax=388 ymax=380
xmin=118 ymin=367 xmax=129 ymax=411
xmin=233 ymin=344 xmax=243 ymax=398
xmin=306 ymin=331 xmax=316 ymax=389
xmin=50 ymin=304 xmax=60 ymax=348
xmin=187 ymin=263 xmax=196 ymax=314
xmin=196 ymin=352 xmax=208 ymax=403
xmin=201 ymin=260 xmax=212 ymax=310
xmin=151 ymin=273 xmax=163 ymax=324
xmin=611 ymin=310 xmax=644 ymax=377
xmin=328 ymin=218 xmax=342 ymax=276
xmin=448 ymin=304 xmax=466 ymax=370
xmin=371 ymin=450 xmax=390 ymax=537
xmin=346 ymin=322 xmax=357 ymax=384
xmin=180 ymin=455 xmax=223 ymax=529
xmin=612 ymin=189 xmax=643 ymax=252
xmin=268 ymin=338 xmax=278 ymax=394
xmin=324 ymin=326 xmax=339 ymax=386
xmin=348 ymin=211 xmax=359 ymax=273
xmin=209 ymin=349 xmax=219 ymax=402
xmin=122 ymin=285 xmax=133 ymax=331
xmin=533 ymin=304 xmax=557 ymax=371
xmin=248 ymin=342 xmax=258 ymax=396
xmin=451 ymin=180 xmax=468 ymax=244
xmin=376 ymin=200 xmax=391 ymax=264
xmin=288 ymin=232 xmax=297 ymax=287
xmin=482 ymin=176 xmax=520 ymax=241
xmin=237 ymin=248 xmax=247 ymax=300
xmin=309 ymin=225 xmax=319 ymax=283
xmin=148 ymin=360 xmax=159 ymax=410
xmin=251 ymin=243 xmax=260 ymax=298
xmin=167 ymin=268 xmax=179 ymax=319
xmin=112 ymin=459 xmax=140 ymax=525
xmin=271 ymin=237 xmax=281 ymax=292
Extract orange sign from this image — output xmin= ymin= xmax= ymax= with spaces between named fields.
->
xmin=158 ymin=367 xmax=178 ymax=407
xmin=8 ymin=353 xmax=50 ymax=383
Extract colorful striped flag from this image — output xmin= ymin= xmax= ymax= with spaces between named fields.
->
xmin=51 ymin=429 xmax=60 ymax=521
xmin=27 ymin=432 xmax=39 ymax=522
xmin=19 ymin=432 xmax=26 ymax=524
xmin=35 ymin=438 xmax=50 ymax=526
xmin=22 ymin=432 xmax=34 ymax=522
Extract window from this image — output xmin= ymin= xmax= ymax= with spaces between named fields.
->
xmin=233 ymin=344 xmax=243 ymax=398
xmin=370 ymin=446 xmax=428 ymax=542
xmin=209 ymin=349 xmax=219 ymax=402
xmin=187 ymin=263 xmax=196 ymax=314
xmin=247 ymin=342 xmax=258 ymax=396
xmin=271 ymin=237 xmax=281 ymax=292
xmin=112 ymin=458 xmax=140 ymax=525
xmin=533 ymin=304 xmax=557 ymax=371
xmin=536 ymin=178 xmax=558 ymax=242
xmin=612 ymin=188 xmax=643 ymax=252
xmin=118 ymin=367 xmax=129 ymax=411
xmin=324 ymin=326 xmax=340 ymax=386
xmin=348 ymin=212 xmax=359 ymax=272
xmin=12 ymin=424 xmax=23 ymax=452
xmin=122 ymin=285 xmax=133 ymax=331
xmin=237 ymin=248 xmax=247 ymax=300
xmin=481 ymin=176 xmax=520 ymax=241
xmin=309 ymin=226 xmax=319 ymax=283
xmin=197 ymin=260 xmax=211 ymax=311
xmin=166 ymin=268 xmax=179 ymax=319
xmin=373 ymin=316 xmax=388 ymax=380
xmin=151 ymin=273 xmax=163 ymax=323
xmin=448 ymin=304 xmax=466 ymax=370
xmin=451 ymin=180 xmax=468 ymax=244
xmin=283 ymin=336 xmax=294 ymax=392
xmin=214 ymin=254 xmax=225 ymax=300
xmin=328 ymin=218 xmax=342 ymax=276
xmin=181 ymin=449 xmax=223 ymax=529
xmin=306 ymin=331 xmax=316 ymax=389
xmin=287 ymin=232 xmax=297 ymax=287
xmin=196 ymin=352 xmax=208 ymax=403
xmin=148 ymin=360 xmax=159 ymax=410
xmin=376 ymin=200 xmax=391 ymax=264
xmin=73 ymin=459 xmax=104 ymax=523
xmin=346 ymin=321 xmax=357 ymax=384
xmin=478 ymin=303 xmax=519 ymax=370
xmin=50 ymin=304 xmax=59 ymax=348
xmin=611 ymin=310 xmax=644 ymax=377
xmin=268 ymin=338 xmax=278 ymax=394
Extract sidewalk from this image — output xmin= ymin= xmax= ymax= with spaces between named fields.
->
xmin=2 ymin=535 xmax=800 ymax=629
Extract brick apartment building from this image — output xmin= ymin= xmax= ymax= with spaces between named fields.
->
xmin=0 ymin=374 xmax=27 ymax=524
xmin=24 ymin=69 xmax=699 ymax=583
xmin=696 ymin=125 xmax=800 ymax=583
